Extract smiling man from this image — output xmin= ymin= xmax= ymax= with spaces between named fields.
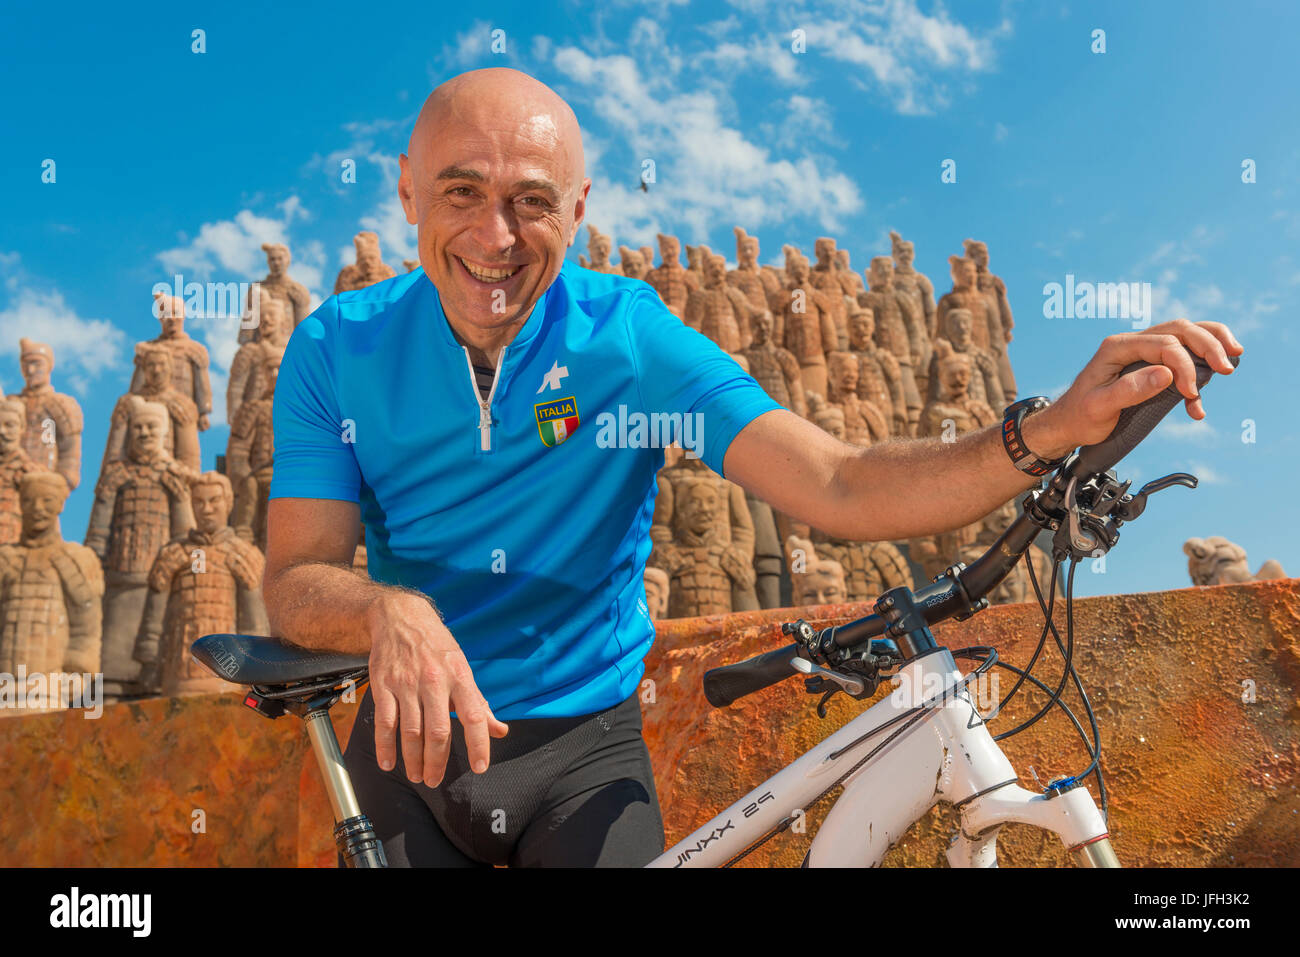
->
xmin=263 ymin=67 xmax=1241 ymax=868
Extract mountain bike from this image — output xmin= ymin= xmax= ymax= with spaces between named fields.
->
xmin=192 ymin=349 xmax=1237 ymax=867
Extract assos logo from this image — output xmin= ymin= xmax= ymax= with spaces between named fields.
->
xmin=49 ymin=887 xmax=151 ymax=937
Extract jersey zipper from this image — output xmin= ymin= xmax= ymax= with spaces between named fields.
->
xmin=462 ymin=347 xmax=503 ymax=451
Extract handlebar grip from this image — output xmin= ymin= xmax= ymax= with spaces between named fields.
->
xmin=703 ymin=642 xmax=802 ymax=708
xmin=1073 ymin=350 xmax=1238 ymax=478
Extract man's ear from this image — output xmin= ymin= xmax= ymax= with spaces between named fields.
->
xmin=567 ymin=176 xmax=592 ymax=247
xmin=397 ymin=154 xmax=419 ymax=226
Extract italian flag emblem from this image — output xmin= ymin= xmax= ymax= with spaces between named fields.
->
xmin=534 ymin=396 xmax=580 ymax=447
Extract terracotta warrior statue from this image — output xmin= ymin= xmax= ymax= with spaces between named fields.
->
xmin=227 ymin=295 xmax=289 ymax=424
xmin=646 ymin=233 xmax=698 ymax=317
xmin=85 ymin=396 xmax=197 ymax=698
xmin=810 ymin=238 xmax=854 ymax=351
xmin=134 ymin=471 xmax=269 ymax=696
xmin=786 ymin=534 xmax=848 ymax=607
xmin=8 ymin=338 xmax=83 ymax=490
xmin=846 ymin=297 xmax=906 ymax=438
xmin=684 ymin=244 xmax=711 ymax=286
xmin=918 ymin=341 xmax=998 ymax=440
xmin=643 ymin=566 xmax=669 ymax=621
xmin=618 ymin=246 xmax=649 ymax=281
xmin=103 ymin=343 xmax=201 ymax=474
xmin=740 ymin=310 xmax=806 ymax=418
xmin=810 ymin=533 xmax=914 ymax=604
xmin=964 ymin=239 xmax=1017 ymax=404
xmin=890 ymin=231 xmax=937 ymax=341
xmin=403 ymin=259 xmax=421 ymax=272
xmin=929 ymin=307 xmax=1005 ymax=409
xmin=579 ymin=225 xmax=622 ymax=275
xmin=685 ymin=253 xmax=758 ymax=355
xmin=834 ymin=248 xmax=865 ymax=300
xmin=1183 ymin=536 xmax=1286 ymax=586
xmin=241 ymin=242 xmax=311 ymax=344
xmin=728 ymin=228 xmax=780 ymax=323
xmin=937 ymin=256 xmax=1000 ymax=357
xmin=228 ymin=353 xmax=279 ymax=552
xmin=777 ymin=249 xmax=838 ymax=400
xmin=649 ymin=456 xmax=758 ymax=616
xmin=859 ymin=256 xmax=923 ymax=435
xmin=826 ymin=351 xmax=889 ymax=445
xmin=0 ymin=397 xmax=43 ymax=545
xmin=334 ymin=230 xmax=397 ymax=294
xmin=0 ymin=471 xmax=103 ymax=684
xmin=132 ymin=293 xmax=212 ymax=432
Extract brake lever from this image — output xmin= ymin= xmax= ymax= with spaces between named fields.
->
xmin=1115 ymin=472 xmax=1198 ymax=521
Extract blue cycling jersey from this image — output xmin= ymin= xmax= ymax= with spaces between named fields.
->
xmin=269 ymin=260 xmax=781 ymax=719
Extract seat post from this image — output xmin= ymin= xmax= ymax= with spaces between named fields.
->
xmin=303 ymin=708 xmax=387 ymax=868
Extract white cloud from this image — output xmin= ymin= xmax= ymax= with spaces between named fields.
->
xmin=157 ymin=197 xmax=311 ymax=280
xmin=1187 ymin=462 xmax=1227 ymax=485
xmin=552 ymin=47 xmax=862 ymax=245
xmin=1158 ymin=418 xmax=1217 ymax=443
xmin=0 ymin=269 xmax=129 ymax=396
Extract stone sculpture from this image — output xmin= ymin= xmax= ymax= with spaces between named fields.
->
xmin=786 ymin=535 xmax=848 ymax=606
xmin=85 ymin=396 xmax=197 ymax=699
xmin=685 ymin=253 xmax=755 ymax=355
xmin=133 ymin=293 xmax=213 ymax=432
xmin=228 ymin=353 xmax=279 ymax=552
xmin=242 ymin=242 xmax=311 ymax=344
xmin=811 ymin=534 xmax=914 ymax=603
xmin=618 ymin=246 xmax=649 ymax=281
xmin=0 ymin=398 xmax=42 ymax=545
xmin=810 ymin=237 xmax=853 ymax=351
xmin=890 ymin=231 xmax=937 ymax=341
xmin=859 ymin=256 xmax=923 ymax=434
xmin=1184 ymin=537 xmax=1287 ymax=586
xmin=918 ymin=341 xmax=997 ymax=440
xmin=739 ymin=311 xmax=806 ymax=418
xmin=827 ymin=352 xmax=889 ymax=445
xmin=227 ymin=296 xmax=289 ymax=424
xmin=728 ymin=228 xmax=780 ymax=325
xmin=964 ymin=239 xmax=1017 ymax=404
xmin=103 ymin=344 xmax=201 ymax=474
xmin=846 ymin=297 xmax=906 ymax=438
xmin=649 ymin=456 xmax=758 ymax=617
xmin=8 ymin=338 xmax=84 ymax=490
xmin=643 ymin=566 xmax=669 ymax=621
xmin=580 ymin=225 xmax=622 ymax=275
xmin=777 ymin=249 xmax=838 ymax=400
xmin=133 ymin=472 xmax=269 ymax=696
xmin=937 ymin=256 xmax=1000 ymax=356
xmin=334 ymin=231 xmax=397 ymax=295
xmin=0 ymin=472 xmax=103 ymax=690
xmin=646 ymin=233 xmax=697 ymax=317
xmin=928 ymin=307 xmax=1004 ymax=409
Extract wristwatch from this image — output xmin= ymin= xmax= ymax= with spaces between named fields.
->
xmin=1001 ymin=396 xmax=1067 ymax=477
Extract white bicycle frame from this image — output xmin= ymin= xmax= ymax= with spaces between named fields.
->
xmin=648 ymin=646 xmax=1119 ymax=868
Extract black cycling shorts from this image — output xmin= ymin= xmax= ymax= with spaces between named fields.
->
xmin=343 ymin=687 xmax=665 ymax=867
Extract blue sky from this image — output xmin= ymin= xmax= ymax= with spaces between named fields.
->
xmin=0 ymin=0 xmax=1295 ymax=598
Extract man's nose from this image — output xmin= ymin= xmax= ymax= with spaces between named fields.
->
xmin=467 ymin=200 xmax=519 ymax=257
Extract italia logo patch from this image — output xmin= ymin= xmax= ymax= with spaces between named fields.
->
xmin=534 ymin=396 xmax=580 ymax=447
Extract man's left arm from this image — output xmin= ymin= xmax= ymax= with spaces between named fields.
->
xmin=722 ymin=320 xmax=1242 ymax=542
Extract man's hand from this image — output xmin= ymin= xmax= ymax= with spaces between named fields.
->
xmin=1024 ymin=318 xmax=1242 ymax=459
xmin=366 ymin=591 xmax=509 ymax=788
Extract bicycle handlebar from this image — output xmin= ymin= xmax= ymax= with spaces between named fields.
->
xmin=702 ymin=346 xmax=1238 ymax=708
xmin=1073 ymin=352 xmax=1238 ymax=478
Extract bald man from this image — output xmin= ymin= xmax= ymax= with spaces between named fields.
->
xmin=265 ymin=68 xmax=1242 ymax=868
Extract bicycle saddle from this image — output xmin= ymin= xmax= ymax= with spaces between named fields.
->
xmin=192 ymin=633 xmax=368 ymax=687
